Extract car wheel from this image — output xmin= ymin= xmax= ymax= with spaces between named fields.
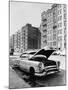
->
xmin=30 ymin=67 xmax=35 ymax=76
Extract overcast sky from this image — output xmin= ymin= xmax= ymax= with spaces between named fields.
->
xmin=10 ymin=1 xmax=52 ymax=35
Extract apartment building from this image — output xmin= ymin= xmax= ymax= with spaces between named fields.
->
xmin=13 ymin=31 xmax=19 ymax=52
xmin=20 ymin=24 xmax=41 ymax=52
xmin=9 ymin=34 xmax=15 ymax=50
xmin=10 ymin=24 xmax=41 ymax=53
xmin=41 ymin=4 xmax=66 ymax=50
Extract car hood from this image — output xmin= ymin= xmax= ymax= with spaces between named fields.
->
xmin=34 ymin=49 xmax=55 ymax=58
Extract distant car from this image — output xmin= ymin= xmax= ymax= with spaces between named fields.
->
xmin=52 ymin=50 xmax=61 ymax=55
xmin=15 ymin=49 xmax=60 ymax=77
xmin=9 ymin=49 xmax=14 ymax=55
xmin=52 ymin=52 xmax=59 ymax=55
xmin=59 ymin=49 xmax=65 ymax=56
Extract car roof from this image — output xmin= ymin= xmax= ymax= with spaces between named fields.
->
xmin=22 ymin=49 xmax=39 ymax=54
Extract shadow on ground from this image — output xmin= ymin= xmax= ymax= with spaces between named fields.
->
xmin=12 ymin=67 xmax=66 ymax=87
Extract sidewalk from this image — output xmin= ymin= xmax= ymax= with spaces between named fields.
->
xmin=9 ymin=67 xmax=30 ymax=89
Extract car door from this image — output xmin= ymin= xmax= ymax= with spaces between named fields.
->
xmin=19 ymin=60 xmax=30 ymax=72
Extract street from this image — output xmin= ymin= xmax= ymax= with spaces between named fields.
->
xmin=9 ymin=55 xmax=66 ymax=89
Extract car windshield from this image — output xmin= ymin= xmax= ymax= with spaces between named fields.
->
xmin=29 ymin=52 xmax=36 ymax=55
xmin=22 ymin=53 xmax=27 ymax=54
xmin=29 ymin=56 xmax=47 ymax=62
xmin=21 ymin=52 xmax=36 ymax=56
xmin=20 ymin=53 xmax=28 ymax=58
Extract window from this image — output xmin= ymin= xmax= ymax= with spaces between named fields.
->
xmin=57 ymin=5 xmax=59 ymax=8
xmin=58 ymin=10 xmax=60 ymax=15
xmin=58 ymin=16 xmax=62 ymax=21
xmin=53 ymin=34 xmax=56 ymax=40
xmin=64 ymin=14 xmax=66 ymax=19
xmin=60 ymin=16 xmax=62 ymax=20
xmin=64 ymin=5 xmax=66 ymax=12
xmin=58 ymin=29 xmax=62 ymax=34
xmin=53 ymin=41 xmax=56 ymax=46
xmin=60 ymin=9 xmax=62 ymax=14
xmin=50 ymin=30 xmax=52 ymax=34
xmin=64 ymin=28 xmax=66 ymax=34
xmin=58 ymin=23 xmax=59 ymax=28
xmin=43 ymin=24 xmax=47 ymax=27
xmin=58 ymin=4 xmax=61 ymax=8
xmin=53 ymin=29 xmax=56 ymax=33
xmin=58 ymin=9 xmax=62 ymax=15
xmin=59 ymin=4 xmax=61 ymax=8
xmin=50 ymin=42 xmax=52 ymax=46
xmin=43 ymin=35 xmax=47 ymax=38
xmin=58 ymin=17 xmax=59 ymax=21
xmin=53 ymin=25 xmax=57 ymax=29
xmin=58 ymin=36 xmax=62 ymax=41
xmin=47 ymin=42 xmax=49 ymax=46
xmin=58 ymin=22 xmax=62 ymax=28
xmin=60 ymin=22 xmax=62 ymax=27
xmin=47 ymin=36 xmax=49 ymax=40
xmin=47 ymin=31 xmax=48 ymax=34
xmin=50 ymin=36 xmax=52 ymax=40
xmin=43 ymin=40 xmax=47 ymax=43
xmin=64 ymin=21 xmax=66 ymax=26
xmin=42 ymin=18 xmax=47 ymax=22
xmin=43 ymin=29 xmax=47 ymax=32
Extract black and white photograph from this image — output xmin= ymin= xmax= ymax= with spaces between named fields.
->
xmin=9 ymin=1 xmax=67 ymax=89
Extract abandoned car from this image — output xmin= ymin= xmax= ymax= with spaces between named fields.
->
xmin=13 ymin=49 xmax=60 ymax=76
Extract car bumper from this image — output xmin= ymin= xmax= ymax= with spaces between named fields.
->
xmin=35 ymin=70 xmax=46 ymax=77
xmin=35 ymin=71 xmax=59 ymax=77
xmin=35 ymin=67 xmax=60 ymax=77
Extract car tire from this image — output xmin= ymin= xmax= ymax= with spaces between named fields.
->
xmin=29 ymin=67 xmax=35 ymax=76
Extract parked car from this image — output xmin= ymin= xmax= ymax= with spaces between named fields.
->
xmin=13 ymin=49 xmax=60 ymax=77
xmin=60 ymin=49 xmax=66 ymax=56
xmin=52 ymin=49 xmax=66 ymax=56
xmin=52 ymin=50 xmax=61 ymax=55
